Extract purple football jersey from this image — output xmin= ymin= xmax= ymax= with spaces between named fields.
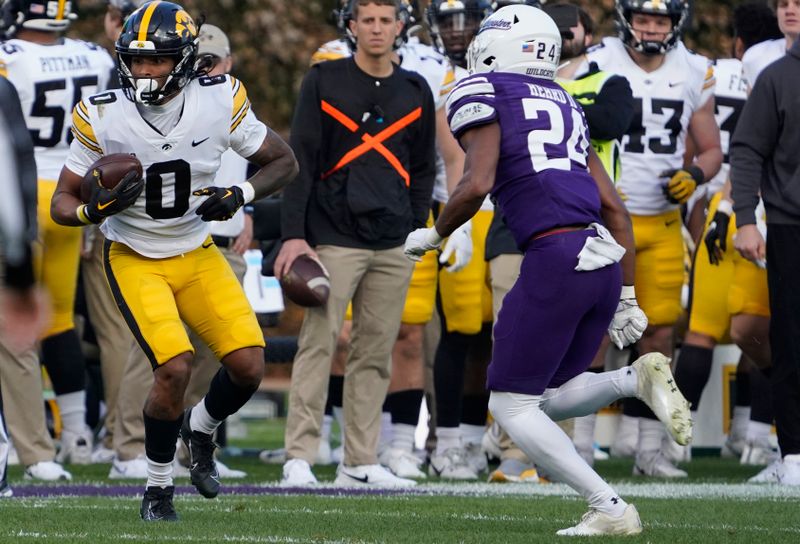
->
xmin=447 ymin=72 xmax=602 ymax=247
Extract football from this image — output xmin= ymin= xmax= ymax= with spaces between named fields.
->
xmin=80 ymin=153 xmax=143 ymax=203
xmin=280 ymin=254 xmax=330 ymax=307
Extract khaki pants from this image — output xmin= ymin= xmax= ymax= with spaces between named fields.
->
xmin=82 ymin=227 xmax=135 ymax=450
xmin=285 ymin=245 xmax=413 ymax=466
xmin=112 ymin=247 xmax=247 ymax=460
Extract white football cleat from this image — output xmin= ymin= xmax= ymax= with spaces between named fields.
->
xmin=334 ymin=464 xmax=416 ymax=487
xmin=90 ymin=444 xmax=115 ymax=464
xmin=749 ymin=459 xmax=782 ymax=483
xmin=778 ymin=456 xmax=800 ymax=486
xmin=633 ymin=451 xmax=688 ymax=478
xmin=55 ymin=428 xmax=93 ymax=465
xmin=557 ymin=505 xmax=642 ymax=536
xmin=487 ymin=458 xmax=539 ymax=483
xmin=481 ymin=421 xmax=503 ymax=463
xmin=428 ymin=447 xmax=479 ymax=480
xmin=379 ymin=448 xmax=426 ymax=479
xmin=633 ymin=353 xmax=692 ymax=446
xmin=215 ymin=459 xmax=246 ymax=478
xmin=662 ymin=435 xmax=691 ymax=464
xmin=24 ymin=461 xmax=72 ymax=481
xmin=464 ymin=442 xmax=488 ymax=474
xmin=108 ymin=456 xmax=148 ymax=479
xmin=740 ymin=440 xmax=778 ymax=466
xmin=280 ymin=458 xmax=318 ymax=487
xmin=0 ymin=482 xmax=12 ymax=498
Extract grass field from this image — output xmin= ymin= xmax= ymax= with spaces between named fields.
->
xmin=2 ymin=419 xmax=799 ymax=543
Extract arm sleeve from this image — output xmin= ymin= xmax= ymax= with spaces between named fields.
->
xmin=583 ymin=75 xmax=634 ymax=141
xmin=730 ymin=72 xmax=779 ymax=227
xmin=408 ymin=82 xmax=436 ymax=229
xmin=0 ymin=79 xmax=37 ymax=288
xmin=280 ymin=68 xmax=322 ymax=241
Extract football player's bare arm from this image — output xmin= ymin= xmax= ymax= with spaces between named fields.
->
xmin=245 ymin=130 xmax=299 ymax=200
xmin=589 ymin=147 xmax=635 ymax=286
xmin=435 ymin=107 xmax=465 ymax=195
xmin=434 ymin=122 xmax=499 ymax=238
xmin=51 ymin=166 xmax=86 ymax=227
xmin=688 ymin=97 xmax=723 ymax=182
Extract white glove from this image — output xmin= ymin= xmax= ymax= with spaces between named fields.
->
xmin=608 ymin=286 xmax=648 ymax=349
xmin=439 ymin=220 xmax=473 ymax=272
xmin=404 ymin=227 xmax=443 ymax=262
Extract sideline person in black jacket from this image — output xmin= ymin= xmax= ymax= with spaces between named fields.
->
xmin=730 ymin=38 xmax=800 ymax=484
xmin=275 ymin=0 xmax=435 ymax=487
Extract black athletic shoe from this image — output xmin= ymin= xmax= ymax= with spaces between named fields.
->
xmin=180 ymin=408 xmax=220 ymax=499
xmin=140 ymin=486 xmax=178 ymax=521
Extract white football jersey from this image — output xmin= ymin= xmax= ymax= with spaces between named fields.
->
xmin=65 ymin=75 xmax=267 ymax=258
xmin=741 ymin=38 xmax=786 ymax=89
xmin=0 ymin=38 xmax=114 ymax=181
xmin=586 ymin=38 xmax=714 ymax=215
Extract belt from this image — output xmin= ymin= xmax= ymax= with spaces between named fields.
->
xmin=531 ymin=224 xmax=590 ymax=242
xmin=212 ymin=235 xmax=235 ymax=249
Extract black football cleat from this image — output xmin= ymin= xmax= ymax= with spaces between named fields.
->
xmin=180 ymin=408 xmax=220 ymax=499
xmin=140 ymin=486 xmax=178 ymax=521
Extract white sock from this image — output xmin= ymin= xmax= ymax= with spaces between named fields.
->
xmin=730 ymin=406 xmax=750 ymax=441
xmin=489 ymin=391 xmax=627 ymax=517
xmin=746 ymin=420 xmax=772 ymax=444
xmin=321 ymin=414 xmax=333 ymax=443
xmin=332 ymin=406 xmax=345 ymax=447
xmin=146 ymin=457 xmax=173 ymax=489
xmin=459 ymin=424 xmax=485 ymax=447
xmin=540 ymin=369 xmax=637 ymax=421
xmin=189 ymin=398 xmax=221 ymax=436
xmin=390 ymin=423 xmax=416 ymax=453
xmin=435 ymin=427 xmax=461 ymax=455
xmin=638 ymin=419 xmax=665 ymax=453
xmin=378 ymin=412 xmax=393 ymax=453
xmin=57 ymin=391 xmax=87 ymax=434
xmin=573 ymin=414 xmax=597 ymax=455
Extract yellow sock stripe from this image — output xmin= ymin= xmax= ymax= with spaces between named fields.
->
xmin=137 ymin=1 xmax=162 ymax=42
xmin=56 ymin=0 xmax=66 ymax=20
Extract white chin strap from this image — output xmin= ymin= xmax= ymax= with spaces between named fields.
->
xmin=134 ymin=78 xmax=159 ymax=103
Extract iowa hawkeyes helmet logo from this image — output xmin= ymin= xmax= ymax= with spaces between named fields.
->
xmin=175 ymin=10 xmax=197 ymax=39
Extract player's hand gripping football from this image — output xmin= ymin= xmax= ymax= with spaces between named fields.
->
xmin=404 ymin=227 xmax=444 ymax=262
xmin=608 ymin=286 xmax=648 ymax=349
xmin=661 ymin=165 xmax=704 ymax=205
xmin=704 ymin=200 xmax=732 ymax=266
xmin=84 ymin=170 xmax=144 ymax=223
xmin=193 ymin=185 xmax=244 ymax=221
xmin=439 ymin=220 xmax=473 ymax=273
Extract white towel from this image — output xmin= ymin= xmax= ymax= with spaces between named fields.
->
xmin=575 ymin=223 xmax=626 ymax=271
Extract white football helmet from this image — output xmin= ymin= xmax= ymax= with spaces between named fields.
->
xmin=467 ymin=4 xmax=561 ymax=79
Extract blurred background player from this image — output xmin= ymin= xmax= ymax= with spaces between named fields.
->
xmin=0 ymin=0 xmax=114 ymax=474
xmin=741 ymin=0 xmax=800 ymax=90
xmin=586 ymin=0 xmax=722 ymax=477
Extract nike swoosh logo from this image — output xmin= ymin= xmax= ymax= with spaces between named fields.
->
xmin=97 ymin=199 xmax=116 ymax=211
xmin=191 ymin=137 xmax=210 ymax=147
xmin=668 ymin=82 xmax=683 ymax=87
xmin=223 ymin=190 xmax=232 ymax=199
xmin=202 ymin=241 xmax=213 ymax=249
xmin=665 ymin=219 xmax=678 ymax=227
xmin=343 ymin=472 xmax=369 ymax=483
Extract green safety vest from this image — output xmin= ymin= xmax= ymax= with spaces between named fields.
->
xmin=557 ymin=71 xmax=622 ymax=183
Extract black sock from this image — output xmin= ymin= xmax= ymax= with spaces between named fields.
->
xmin=750 ymin=368 xmax=773 ymax=424
xmin=203 ymin=368 xmax=258 ymax=421
xmin=144 ymin=412 xmax=183 ymax=463
xmin=384 ymin=389 xmax=424 ymax=426
xmin=735 ymin=370 xmax=751 ymax=407
xmin=434 ymin=330 xmax=471 ymax=428
xmin=623 ymin=397 xmax=658 ymax=419
xmin=674 ymin=345 xmax=714 ymax=410
xmin=328 ymin=375 xmax=344 ymax=409
xmin=460 ymin=394 xmax=488 ymax=426
xmin=41 ymin=329 xmax=86 ymax=395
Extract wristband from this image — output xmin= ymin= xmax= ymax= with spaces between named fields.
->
xmin=77 ymin=204 xmax=95 ymax=225
xmin=687 ymin=165 xmax=705 ymax=185
xmin=236 ymin=181 xmax=255 ymax=204
xmin=620 ymin=285 xmax=636 ymax=300
xmin=717 ymin=199 xmax=733 ymax=216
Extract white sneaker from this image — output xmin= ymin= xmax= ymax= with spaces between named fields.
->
xmin=609 ymin=416 xmax=638 ymax=458
xmin=259 ymin=448 xmax=287 ymax=465
xmin=633 ymin=451 xmax=688 ymax=478
xmin=481 ymin=421 xmax=503 ymax=463
xmin=556 ymin=505 xmax=642 ymax=536
xmin=215 ymin=459 xmax=246 ymax=478
xmin=487 ymin=458 xmax=539 ymax=483
xmin=55 ymin=428 xmax=93 ymax=465
xmin=108 ymin=456 xmax=148 ymax=479
xmin=91 ymin=445 xmax=115 ymax=464
xmin=778 ymin=456 xmax=800 ymax=486
xmin=280 ymin=459 xmax=317 ymax=487
xmin=633 ymin=353 xmax=692 ymax=446
xmin=748 ymin=459 xmax=781 ymax=483
xmin=740 ymin=441 xmax=778 ymax=466
xmin=24 ymin=461 xmax=72 ymax=481
xmin=316 ymin=440 xmax=333 ymax=466
xmin=334 ymin=464 xmax=416 ymax=487
xmin=379 ymin=447 xmax=426 ymax=479
xmin=428 ymin=447 xmax=479 ymax=480
xmin=464 ymin=442 xmax=488 ymax=474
